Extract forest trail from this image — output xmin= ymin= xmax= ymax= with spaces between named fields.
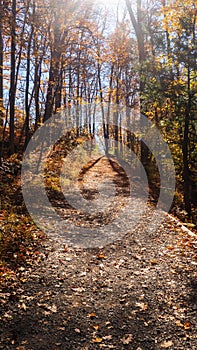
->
xmin=49 ymin=156 xmax=140 ymax=235
xmin=0 ymin=157 xmax=197 ymax=350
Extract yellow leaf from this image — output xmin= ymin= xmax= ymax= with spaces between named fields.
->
xmin=20 ymin=278 xmax=27 ymax=283
xmin=93 ymin=325 xmax=100 ymax=331
xmin=93 ymin=337 xmax=103 ymax=343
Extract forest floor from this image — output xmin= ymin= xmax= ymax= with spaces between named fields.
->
xmin=0 ymin=157 xmax=197 ymax=350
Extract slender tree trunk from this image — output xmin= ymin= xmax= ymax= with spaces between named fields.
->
xmin=9 ymin=0 xmax=16 ymax=154
xmin=34 ymin=59 xmax=41 ymax=130
xmin=55 ymin=56 xmax=63 ymax=113
xmin=0 ymin=1 xmax=3 ymax=164
xmin=182 ymin=67 xmax=192 ymax=217
xmin=76 ymin=55 xmax=80 ymax=136
xmin=114 ymin=68 xmax=120 ymax=155
xmin=25 ymin=26 xmax=34 ymax=148
xmin=0 ymin=0 xmax=3 ymax=125
xmin=98 ymin=61 xmax=108 ymax=155
xmin=107 ymin=64 xmax=114 ymax=145
xmin=34 ymin=36 xmax=46 ymax=130
xmin=43 ymin=53 xmax=54 ymax=122
xmin=162 ymin=0 xmax=174 ymax=81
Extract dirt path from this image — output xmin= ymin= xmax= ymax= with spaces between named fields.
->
xmin=0 ymin=157 xmax=197 ymax=349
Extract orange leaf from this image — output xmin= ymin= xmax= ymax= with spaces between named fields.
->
xmin=183 ymin=322 xmax=191 ymax=330
xmin=166 ymin=246 xmax=174 ymax=250
xmin=151 ymin=259 xmax=158 ymax=265
xmin=93 ymin=337 xmax=103 ymax=343
xmin=93 ymin=324 xmax=100 ymax=331
xmin=97 ymin=253 xmax=105 ymax=260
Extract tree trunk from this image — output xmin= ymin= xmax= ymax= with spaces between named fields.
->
xmin=43 ymin=53 xmax=55 ymax=122
xmin=126 ymin=0 xmax=146 ymax=96
xmin=34 ymin=58 xmax=41 ymax=130
xmin=55 ymin=56 xmax=63 ymax=113
xmin=162 ymin=0 xmax=174 ymax=81
xmin=182 ymin=67 xmax=192 ymax=217
xmin=126 ymin=0 xmax=148 ymax=164
xmin=25 ymin=25 xmax=34 ymax=148
xmin=0 ymin=0 xmax=3 ymax=125
xmin=9 ymin=0 xmax=16 ymax=154
xmin=43 ymin=47 xmax=62 ymax=122
xmin=98 ymin=61 xmax=108 ymax=155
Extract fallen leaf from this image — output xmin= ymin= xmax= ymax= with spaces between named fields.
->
xmin=166 ymin=246 xmax=174 ymax=250
xmin=97 ymin=253 xmax=105 ymax=260
xmin=121 ymin=334 xmax=133 ymax=345
xmin=63 ymin=245 xmax=69 ymax=252
xmin=175 ymin=320 xmax=191 ymax=330
xmin=93 ymin=325 xmax=100 ymax=331
xmin=134 ymin=254 xmax=142 ymax=260
xmin=20 ymin=278 xmax=27 ymax=283
xmin=150 ymin=259 xmax=158 ymax=265
xmin=19 ymin=303 xmax=27 ymax=311
xmin=103 ymin=335 xmax=112 ymax=340
xmin=89 ymin=312 xmax=96 ymax=319
xmin=183 ymin=321 xmax=191 ymax=330
xmin=161 ymin=340 xmax=173 ymax=348
xmin=136 ymin=302 xmax=148 ymax=311
xmin=47 ymin=304 xmax=57 ymax=313
xmin=93 ymin=337 xmax=103 ymax=343
xmin=175 ymin=320 xmax=183 ymax=327
xmin=71 ymin=286 xmax=85 ymax=293
xmin=183 ymin=223 xmax=195 ymax=228
xmin=74 ymin=328 xmax=81 ymax=333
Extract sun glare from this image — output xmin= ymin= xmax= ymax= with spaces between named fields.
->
xmin=93 ymin=0 xmax=123 ymax=9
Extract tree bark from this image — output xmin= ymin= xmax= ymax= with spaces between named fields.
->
xmin=125 ymin=0 xmax=146 ymax=96
xmin=126 ymin=0 xmax=148 ymax=164
xmin=43 ymin=48 xmax=62 ymax=122
xmin=0 ymin=0 xmax=3 ymax=125
xmin=182 ymin=67 xmax=192 ymax=217
xmin=9 ymin=0 xmax=16 ymax=154
xmin=25 ymin=24 xmax=34 ymax=148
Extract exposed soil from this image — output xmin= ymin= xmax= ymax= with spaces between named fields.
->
xmin=0 ymin=157 xmax=197 ymax=350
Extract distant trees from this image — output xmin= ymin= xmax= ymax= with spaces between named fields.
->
xmin=0 ymin=0 xmax=196 ymax=218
